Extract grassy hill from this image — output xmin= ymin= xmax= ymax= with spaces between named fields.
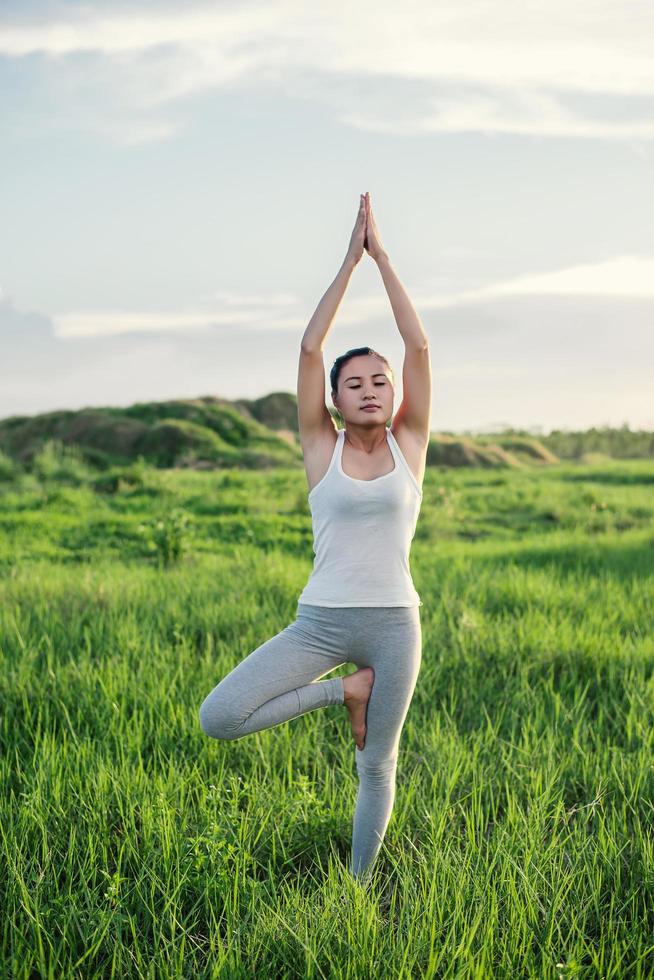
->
xmin=0 ymin=395 xmax=303 ymax=471
xmin=426 ymin=433 xmax=559 ymax=468
xmin=0 ymin=392 xmax=564 ymax=474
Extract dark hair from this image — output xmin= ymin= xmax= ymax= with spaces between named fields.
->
xmin=329 ymin=346 xmax=394 ymax=395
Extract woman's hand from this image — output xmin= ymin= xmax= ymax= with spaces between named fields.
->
xmin=346 ymin=194 xmax=368 ymax=266
xmin=363 ymin=191 xmax=389 ymax=263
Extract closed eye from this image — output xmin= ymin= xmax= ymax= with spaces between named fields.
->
xmin=349 ymin=383 xmax=386 ymax=388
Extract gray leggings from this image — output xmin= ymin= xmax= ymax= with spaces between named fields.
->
xmin=199 ymin=602 xmax=422 ymax=880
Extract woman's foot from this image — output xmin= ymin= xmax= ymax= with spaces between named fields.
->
xmin=343 ymin=667 xmax=375 ymax=750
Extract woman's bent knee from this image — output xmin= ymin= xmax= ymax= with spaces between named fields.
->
xmin=198 ymin=691 xmax=242 ymax=740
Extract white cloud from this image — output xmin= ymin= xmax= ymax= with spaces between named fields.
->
xmin=479 ymin=254 xmax=654 ymax=298
xmin=53 ymin=300 xmax=307 ymax=338
xmin=2 ymin=1 xmax=654 ymax=142
xmin=339 ymin=88 xmax=654 ymax=141
xmin=422 ymin=254 xmax=654 ymax=308
xmin=2 ymin=2 xmax=652 ymax=97
xmin=0 ymin=6 xmax=276 ymax=57
xmin=51 ymin=254 xmax=654 ymax=338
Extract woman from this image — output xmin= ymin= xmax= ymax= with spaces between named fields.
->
xmin=199 ymin=191 xmax=432 ymax=882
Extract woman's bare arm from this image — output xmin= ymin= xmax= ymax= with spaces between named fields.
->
xmin=363 ymin=192 xmax=429 ymax=352
xmin=298 ymin=195 xmax=367 ymax=440
xmin=300 ymin=195 xmax=367 ymax=352
xmin=300 ymin=255 xmax=357 ymax=354
xmin=375 ymin=254 xmax=429 ymax=352
xmin=364 ymin=192 xmax=431 ymax=441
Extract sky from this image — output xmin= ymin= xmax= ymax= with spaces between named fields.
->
xmin=1 ymin=0 xmax=653 ymax=434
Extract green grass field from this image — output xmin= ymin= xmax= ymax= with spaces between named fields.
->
xmin=2 ymin=454 xmax=653 ymax=978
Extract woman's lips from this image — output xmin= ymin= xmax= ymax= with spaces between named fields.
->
xmin=361 ymin=406 xmax=380 ymax=411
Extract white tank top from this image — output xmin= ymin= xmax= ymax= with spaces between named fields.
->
xmin=298 ymin=426 xmax=423 ymax=607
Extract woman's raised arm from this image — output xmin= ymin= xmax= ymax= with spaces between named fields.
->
xmin=300 ymin=195 xmax=367 ymax=353
xmin=297 ymin=195 xmax=367 ymax=441
xmin=363 ymin=192 xmax=429 ymax=353
xmin=364 ymin=192 xmax=432 ymax=442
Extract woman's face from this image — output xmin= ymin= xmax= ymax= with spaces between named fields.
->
xmin=332 ymin=355 xmax=395 ymax=425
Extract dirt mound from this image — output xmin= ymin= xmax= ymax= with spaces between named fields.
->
xmin=427 ymin=434 xmax=524 ymax=468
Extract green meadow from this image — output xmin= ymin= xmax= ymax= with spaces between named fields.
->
xmin=1 ymin=441 xmax=654 ymax=978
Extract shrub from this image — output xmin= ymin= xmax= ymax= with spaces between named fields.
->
xmin=0 ymin=449 xmax=18 ymax=482
xmin=136 ymin=508 xmax=193 ymax=566
xmin=30 ymin=439 xmax=94 ymax=485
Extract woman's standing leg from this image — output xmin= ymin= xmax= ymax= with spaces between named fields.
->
xmin=347 ymin=606 xmax=422 ymax=880
xmin=199 ymin=606 xmax=348 ymax=740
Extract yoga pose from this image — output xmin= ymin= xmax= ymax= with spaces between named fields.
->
xmin=199 ymin=191 xmax=432 ymax=881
